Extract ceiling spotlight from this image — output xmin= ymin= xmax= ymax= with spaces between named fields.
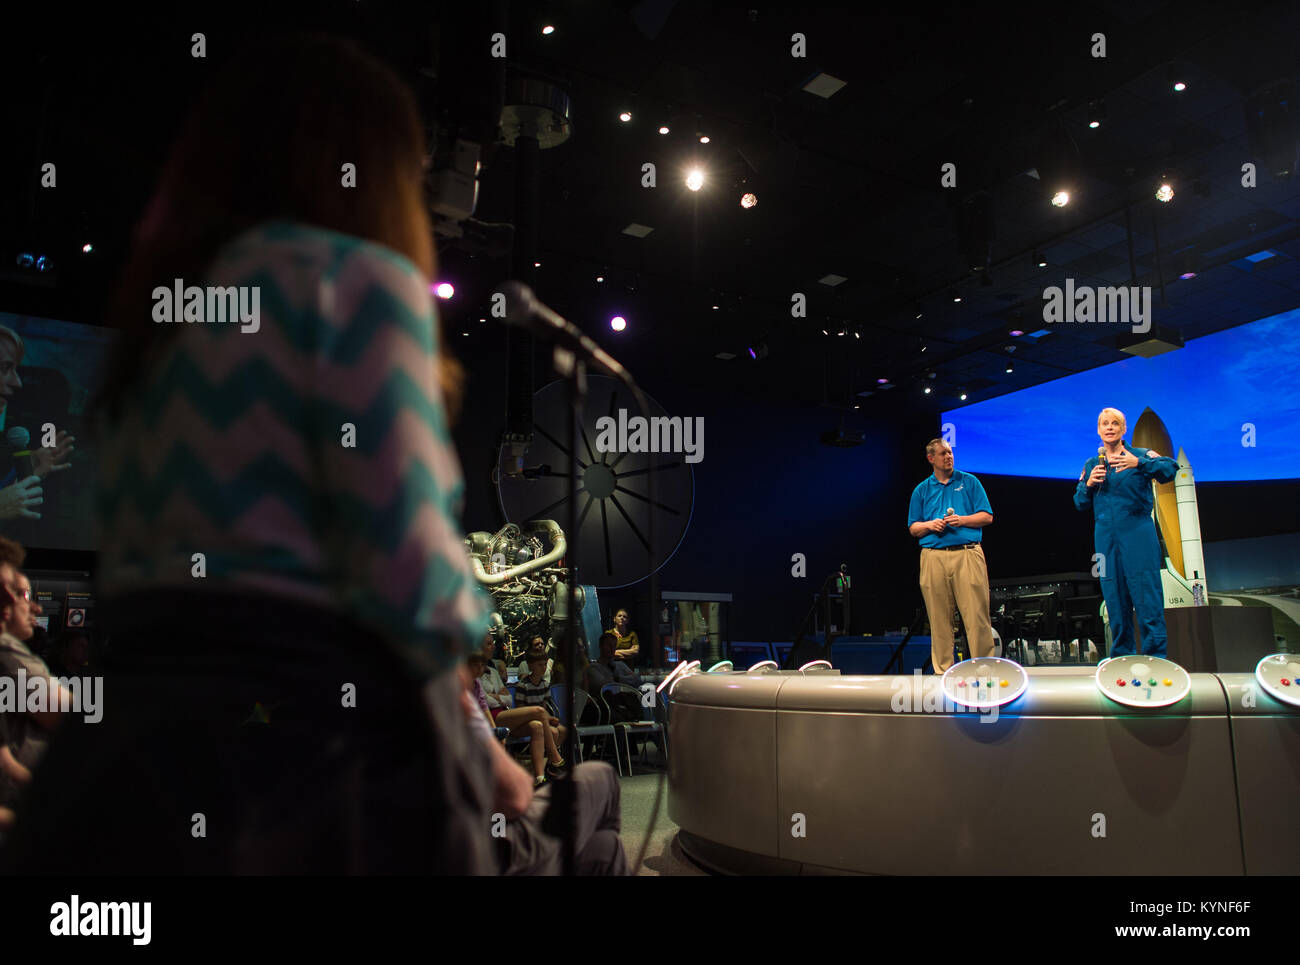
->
xmin=610 ymin=315 xmax=627 ymax=331
xmin=1087 ymin=99 xmax=1105 ymax=129
xmin=699 ymin=135 xmax=710 ymax=144
xmin=658 ymin=126 xmax=670 ymax=135
xmin=1051 ymin=190 xmax=1070 ymax=207
xmin=712 ymin=304 xmax=719 ymax=310
xmin=81 ymin=243 xmax=93 ymax=254
xmin=534 ymin=261 xmax=541 ymax=268
xmin=853 ymin=330 xmax=860 ymax=339
xmin=1035 ymin=251 xmax=1047 ymax=267
xmin=740 ymin=192 xmax=757 ymax=208
xmin=462 ymin=331 xmax=469 ymax=336
xmin=596 ymin=275 xmax=604 ymax=282
xmin=619 ymin=111 xmax=632 ymax=122
xmin=959 ymin=390 xmax=968 ymax=401
xmin=877 ymin=377 xmax=889 ymax=384
xmin=950 ymin=290 xmax=961 ymax=303
xmin=542 ymin=24 xmax=555 ymax=35
xmin=923 ymin=385 xmax=932 ymax=395
xmin=479 ymin=317 xmax=486 ymax=323
xmin=822 ymin=329 xmax=829 ymax=336
xmin=914 ymin=306 xmax=923 ymax=319
xmin=1010 ymin=329 xmax=1024 ymax=337
xmin=1173 ymin=81 xmax=1186 ymax=92
xmin=748 ymin=342 xmax=769 ymax=360
xmin=1005 ymin=362 xmax=1014 ymax=373
xmin=434 ymin=282 xmax=454 ymax=299
xmin=1156 ymin=183 xmax=1174 ymax=202
xmin=686 ymin=169 xmax=704 ymax=191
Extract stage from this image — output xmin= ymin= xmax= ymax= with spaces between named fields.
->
xmin=666 ymin=664 xmax=1300 ymax=875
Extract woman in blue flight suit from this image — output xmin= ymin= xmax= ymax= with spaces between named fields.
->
xmin=1074 ymin=407 xmax=1178 ymax=657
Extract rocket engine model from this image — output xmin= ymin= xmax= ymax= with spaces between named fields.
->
xmin=465 ymin=519 xmax=586 ymax=665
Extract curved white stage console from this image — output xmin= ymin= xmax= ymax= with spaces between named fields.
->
xmin=667 ymin=666 xmax=1300 ymax=875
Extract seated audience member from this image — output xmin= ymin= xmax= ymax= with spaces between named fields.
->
xmin=608 ymin=608 xmax=640 ymax=664
xmin=459 ymin=668 xmax=626 ymax=875
xmin=478 ymin=641 xmax=511 ymax=711
xmin=471 ymin=652 xmax=565 ymax=787
xmin=514 ymin=636 xmax=553 ymax=683
xmin=586 ymin=633 xmax=644 ymax=692
xmin=482 ymin=631 xmax=509 ymax=681
xmin=44 ymin=631 xmax=92 ymax=679
xmin=0 ymin=538 xmax=71 ymax=815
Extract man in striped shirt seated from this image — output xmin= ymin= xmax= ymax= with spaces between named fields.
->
xmin=516 ymin=652 xmax=555 ymax=711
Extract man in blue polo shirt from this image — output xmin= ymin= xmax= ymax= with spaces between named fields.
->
xmin=907 ymin=438 xmax=995 ymax=673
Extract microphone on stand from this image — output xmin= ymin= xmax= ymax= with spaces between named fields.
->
xmin=499 ymin=281 xmax=629 ymax=379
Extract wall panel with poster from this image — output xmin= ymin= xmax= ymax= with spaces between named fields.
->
xmin=659 ymin=591 xmax=731 ymax=668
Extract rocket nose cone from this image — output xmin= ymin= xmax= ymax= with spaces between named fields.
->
xmin=1133 ymin=407 xmax=1174 ymax=455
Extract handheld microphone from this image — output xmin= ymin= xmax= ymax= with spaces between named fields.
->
xmin=6 ymin=427 xmax=33 ymax=478
xmin=1097 ymin=446 xmax=1108 ymax=488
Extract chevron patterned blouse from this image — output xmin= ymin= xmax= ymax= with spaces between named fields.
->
xmin=96 ymin=221 xmax=490 ymax=679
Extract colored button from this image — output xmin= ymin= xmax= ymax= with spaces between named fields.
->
xmin=1000 ymin=679 xmax=1009 ymax=687
xmin=1148 ymin=679 xmax=1158 ymax=687
xmin=1132 ymin=679 xmax=1142 ymax=686
xmin=1282 ymin=679 xmax=1291 ymax=686
xmin=1164 ymin=679 xmax=1173 ymax=686
xmin=957 ymin=680 xmax=966 ymax=687
xmin=1117 ymin=679 xmax=1126 ymax=686
xmin=986 ymin=680 xmax=994 ymax=688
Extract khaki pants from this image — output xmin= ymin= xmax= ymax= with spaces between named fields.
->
xmin=920 ymin=544 xmax=995 ymax=673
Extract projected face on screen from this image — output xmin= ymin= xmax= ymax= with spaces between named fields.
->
xmin=943 ymin=307 xmax=1300 ymax=481
xmin=0 ymin=313 xmax=115 ymax=552
xmin=0 ymin=328 xmax=25 ymax=428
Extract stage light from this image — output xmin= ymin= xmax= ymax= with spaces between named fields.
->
xmin=1051 ymin=190 xmax=1070 ymax=207
xmin=462 ymin=331 xmax=469 ymax=336
xmin=960 ymin=390 xmax=968 ymax=401
xmin=16 ymin=253 xmax=33 ymax=268
xmin=853 ymin=330 xmax=860 ymax=339
xmin=1179 ymin=270 xmax=1196 ymax=280
xmin=1010 ymin=329 xmax=1024 ymax=337
xmin=534 ymin=261 xmax=541 ymax=268
xmin=685 ymin=169 xmax=704 ymax=191
xmin=1087 ymin=99 xmax=1105 ymax=129
xmin=1006 ymin=362 xmax=1014 ymax=373
xmin=610 ymin=315 xmax=627 ymax=331
xmin=1174 ymin=81 xmax=1186 ymax=92
xmin=1156 ymin=183 xmax=1174 ymax=202
xmin=658 ymin=125 xmax=670 ymax=135
xmin=596 ymin=275 xmax=604 ymax=282
xmin=1035 ymin=251 xmax=1047 ymax=267
xmin=711 ymin=304 xmax=719 ymax=310
xmin=877 ymin=377 xmax=889 ymax=384
xmin=740 ymin=192 xmax=757 ymax=208
xmin=619 ymin=111 xmax=632 ymax=122
xmin=699 ymin=135 xmax=710 ymax=144
xmin=36 ymin=256 xmax=50 ymax=271
xmin=81 ymin=243 xmax=93 ymax=254
xmin=434 ymin=282 xmax=454 ymax=299
xmin=950 ymin=289 xmax=961 ymax=303
xmin=479 ymin=317 xmax=486 ymax=323
xmin=542 ymin=24 xmax=555 ymax=34
xmin=923 ymin=385 xmax=932 ymax=394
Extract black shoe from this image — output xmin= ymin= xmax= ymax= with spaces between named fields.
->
xmin=546 ymin=758 xmax=567 ymax=778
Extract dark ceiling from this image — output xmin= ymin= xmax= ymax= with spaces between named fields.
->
xmin=2 ymin=0 xmax=1297 ymax=416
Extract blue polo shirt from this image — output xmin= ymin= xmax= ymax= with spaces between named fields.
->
xmin=907 ymin=469 xmax=993 ymax=548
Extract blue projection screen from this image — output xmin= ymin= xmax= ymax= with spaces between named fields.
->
xmin=942 ymin=307 xmax=1300 ymax=481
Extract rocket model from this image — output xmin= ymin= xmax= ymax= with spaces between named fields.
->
xmin=1132 ymin=407 xmax=1207 ymax=606
xmin=1174 ymin=448 xmax=1207 ymax=603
